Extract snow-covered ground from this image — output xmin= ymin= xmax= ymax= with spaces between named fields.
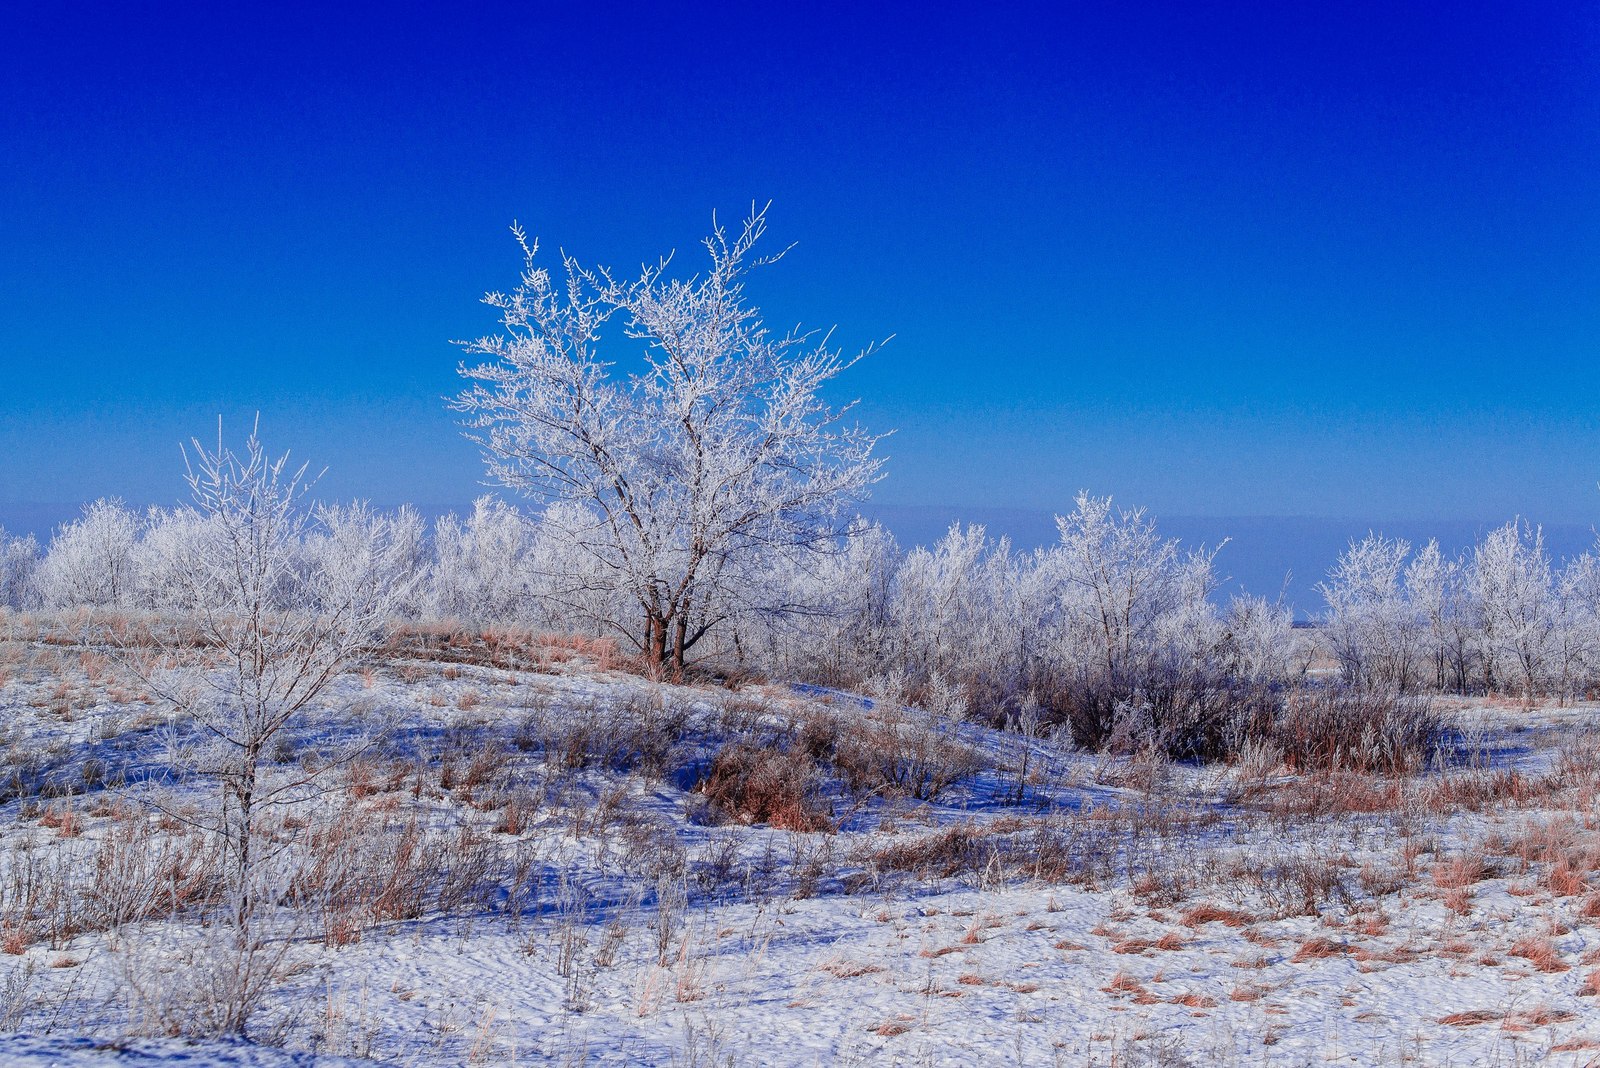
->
xmin=1 ymin=618 xmax=1598 ymax=1065
xmin=0 ymin=1035 xmax=377 ymax=1067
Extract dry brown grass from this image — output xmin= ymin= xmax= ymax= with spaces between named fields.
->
xmin=1498 ymin=818 xmax=1600 ymax=887
xmin=1423 ymin=770 xmax=1544 ymax=813
xmin=1269 ymin=688 xmax=1438 ymax=774
xmin=829 ymin=708 xmax=982 ymax=802
xmin=1261 ymin=772 xmax=1404 ymax=819
xmin=1181 ymin=903 xmax=1255 ymax=928
xmin=1350 ymin=942 xmax=1418 ymax=965
xmin=1508 ymin=936 xmax=1568 ymax=973
xmin=1289 ymin=937 xmax=1348 ymax=962
xmin=1101 ymin=971 xmax=1160 ymax=1004
xmin=492 ymin=789 xmax=537 ymax=836
xmin=865 ymin=824 xmax=991 ymax=879
xmin=383 ymin=624 xmax=638 ymax=677
xmin=1501 ymin=1006 xmax=1579 ymax=1032
xmin=1546 ymin=860 xmax=1590 ymax=897
xmin=819 ymin=959 xmax=884 ymax=979
xmin=1353 ymin=911 xmax=1389 ymax=937
xmin=1432 ymin=852 xmax=1492 ymax=889
xmin=39 ymin=803 xmax=81 ymax=838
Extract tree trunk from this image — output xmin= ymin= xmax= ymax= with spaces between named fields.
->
xmin=646 ymin=615 xmax=668 ymax=670
xmin=231 ymin=743 xmax=260 ymax=941
xmin=671 ymin=613 xmax=689 ymax=678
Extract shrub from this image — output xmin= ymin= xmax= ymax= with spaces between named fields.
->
xmin=695 ymin=743 xmax=832 ymax=832
xmin=1269 ymin=686 xmax=1439 ymax=773
xmin=1042 ymin=671 xmax=1260 ymax=762
xmin=865 ymin=824 xmax=991 ymax=879
xmin=830 ymin=706 xmax=982 ymax=801
xmin=521 ymin=690 xmax=690 ymax=776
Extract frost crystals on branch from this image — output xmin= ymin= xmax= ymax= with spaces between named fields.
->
xmin=454 ymin=205 xmax=889 ymax=672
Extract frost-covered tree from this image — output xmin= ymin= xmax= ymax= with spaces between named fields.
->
xmin=1220 ymin=594 xmax=1308 ymax=684
xmin=35 ymin=498 xmax=142 ymax=608
xmin=739 ymin=518 xmax=898 ymax=683
xmin=1046 ymin=493 xmax=1220 ymax=687
xmin=455 ymin=206 xmax=887 ymax=672
xmin=1018 ymin=494 xmax=1228 ymax=753
xmin=521 ymin=499 xmax=663 ymax=638
xmin=1319 ymin=534 xmax=1426 ymax=691
xmin=891 ymin=525 xmax=1010 ymax=696
xmin=429 ymin=496 xmax=534 ymax=622
xmin=1473 ymin=519 xmax=1556 ymax=700
xmin=0 ymin=528 xmax=40 ymax=609
xmin=305 ymin=502 xmax=429 ymax=621
xmin=1404 ymin=540 xmax=1478 ymax=692
xmin=121 ymin=424 xmax=409 ymax=969
xmin=1551 ymin=552 xmax=1600 ymax=703
xmin=132 ymin=506 xmax=217 ymax=611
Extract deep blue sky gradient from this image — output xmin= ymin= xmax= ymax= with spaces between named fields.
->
xmin=3 ymin=2 xmax=1598 ymax=587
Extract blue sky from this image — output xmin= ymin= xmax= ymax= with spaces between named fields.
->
xmin=3 ymin=2 xmax=1598 ymax=552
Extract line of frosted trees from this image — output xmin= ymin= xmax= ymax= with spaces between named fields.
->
xmin=3 ymin=496 xmax=1595 ymax=699
xmin=773 ymin=515 xmax=1600 ymax=707
xmin=2 ymin=494 xmax=1596 ymax=708
xmin=1319 ymin=523 xmax=1600 ymax=702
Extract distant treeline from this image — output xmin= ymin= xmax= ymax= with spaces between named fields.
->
xmin=4 ymin=493 xmax=1593 ymax=715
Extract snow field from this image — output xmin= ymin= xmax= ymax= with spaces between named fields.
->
xmin=0 ymin=620 xmax=1598 ymax=1064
